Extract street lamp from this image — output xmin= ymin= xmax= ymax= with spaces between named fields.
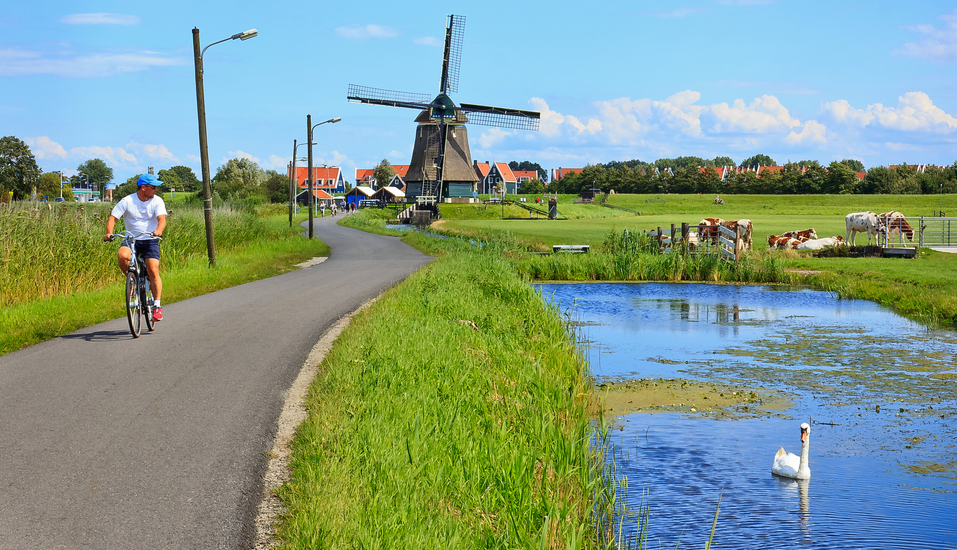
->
xmin=306 ymin=115 xmax=341 ymax=239
xmin=289 ymin=140 xmax=314 ymax=226
xmin=192 ymin=26 xmax=258 ymax=267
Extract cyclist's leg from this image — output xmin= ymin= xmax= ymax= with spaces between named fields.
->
xmin=118 ymin=242 xmax=132 ymax=273
xmin=145 ymin=257 xmax=162 ymax=302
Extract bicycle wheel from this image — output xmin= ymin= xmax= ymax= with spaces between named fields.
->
xmin=126 ymin=271 xmax=141 ymax=338
xmin=143 ymin=277 xmax=155 ymax=332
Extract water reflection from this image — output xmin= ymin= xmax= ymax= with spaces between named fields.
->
xmin=539 ymin=282 xmax=957 ymax=550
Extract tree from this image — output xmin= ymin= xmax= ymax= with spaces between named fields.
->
xmin=519 ymin=178 xmax=544 ymax=195
xmin=77 ymin=158 xmax=114 ymax=197
xmin=0 ymin=136 xmax=41 ymax=200
xmin=508 ymin=160 xmax=548 ymax=182
xmin=36 ymin=172 xmax=73 ymax=201
xmin=264 ymin=173 xmax=291 ymax=203
xmin=152 ymin=166 xmax=200 ymax=193
xmin=739 ymin=154 xmax=776 ymax=168
xmin=837 ymin=159 xmax=865 ymax=172
xmin=372 ymin=159 xmax=395 ymax=188
xmin=823 ymin=161 xmax=859 ymax=194
xmin=212 ymin=157 xmax=267 ymax=200
xmin=114 ymin=175 xmax=140 ymax=201
xmin=712 ymin=156 xmax=736 ymax=168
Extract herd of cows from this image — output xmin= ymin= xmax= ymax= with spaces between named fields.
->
xmin=647 ymin=212 xmax=915 ymax=252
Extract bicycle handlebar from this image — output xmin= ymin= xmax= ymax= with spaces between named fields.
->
xmin=105 ymin=232 xmax=163 ymax=243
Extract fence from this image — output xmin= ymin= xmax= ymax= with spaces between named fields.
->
xmin=879 ymin=216 xmax=957 ymax=249
xmin=652 ymin=222 xmax=744 ymax=261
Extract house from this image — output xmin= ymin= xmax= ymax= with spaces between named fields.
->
xmin=344 ymin=185 xmax=375 ymax=207
xmin=295 ymin=188 xmax=334 ymax=206
xmin=551 ymin=167 xmax=584 ymax=182
xmin=288 ymin=166 xmax=346 ymax=194
xmin=372 ymin=186 xmax=405 ymax=204
xmin=474 ymin=162 xmax=518 ymax=195
xmin=354 ymin=165 xmax=410 ymax=189
xmin=512 ymin=170 xmax=538 ymax=190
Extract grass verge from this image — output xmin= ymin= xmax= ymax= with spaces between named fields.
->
xmin=276 ymin=250 xmax=616 ymax=549
xmin=0 ymin=214 xmax=327 ymax=355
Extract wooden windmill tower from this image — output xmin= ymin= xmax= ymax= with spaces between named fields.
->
xmin=347 ymin=14 xmax=539 ymax=216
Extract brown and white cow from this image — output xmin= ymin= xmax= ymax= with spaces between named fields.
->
xmin=768 ymin=236 xmax=802 ymax=249
xmin=721 ymin=219 xmax=753 ymax=250
xmin=698 ymin=218 xmax=724 ymax=244
xmin=845 ymin=211 xmax=884 ymax=246
xmin=878 ymin=211 xmax=915 ymax=242
xmin=781 ymin=228 xmax=817 ymax=241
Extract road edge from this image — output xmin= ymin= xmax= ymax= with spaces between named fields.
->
xmin=252 ymin=297 xmax=374 ymax=549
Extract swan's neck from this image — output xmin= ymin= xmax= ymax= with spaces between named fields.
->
xmin=798 ymin=437 xmax=810 ymax=475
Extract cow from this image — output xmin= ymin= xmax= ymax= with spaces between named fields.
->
xmin=878 ymin=211 xmax=915 ymax=242
xmin=781 ymin=228 xmax=817 ymax=241
xmin=796 ymin=237 xmax=849 ymax=250
xmin=721 ymin=219 xmax=753 ymax=250
xmin=768 ymin=235 xmax=802 ymax=249
xmin=698 ymin=218 xmax=724 ymax=244
xmin=845 ymin=211 xmax=884 ymax=246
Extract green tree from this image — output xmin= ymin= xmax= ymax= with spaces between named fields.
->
xmin=372 ymin=159 xmax=395 ymax=188
xmin=519 ymin=178 xmax=544 ymax=195
xmin=837 ymin=159 xmax=865 ymax=172
xmin=114 ymin=175 xmax=140 ymax=201
xmin=212 ymin=157 xmax=267 ymax=199
xmin=712 ymin=156 xmax=736 ymax=168
xmin=161 ymin=165 xmax=200 ymax=192
xmin=77 ymin=158 xmax=114 ymax=197
xmin=508 ymin=160 xmax=548 ymax=182
xmin=740 ymin=154 xmax=776 ymax=168
xmin=861 ymin=166 xmax=892 ymax=194
xmin=0 ymin=136 xmax=41 ymax=200
xmin=264 ymin=173 xmax=292 ymax=203
xmin=36 ymin=172 xmax=74 ymax=201
xmin=824 ymin=161 xmax=859 ymax=194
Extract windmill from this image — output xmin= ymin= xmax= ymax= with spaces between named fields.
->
xmin=347 ymin=14 xmax=539 ymax=216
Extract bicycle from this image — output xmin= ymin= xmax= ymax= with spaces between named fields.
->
xmin=106 ymin=232 xmax=161 ymax=338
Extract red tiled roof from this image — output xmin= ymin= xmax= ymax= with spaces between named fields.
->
xmin=494 ymin=162 xmax=516 ymax=182
xmin=474 ymin=161 xmax=491 ymax=178
xmin=288 ymin=166 xmax=342 ymax=187
xmin=513 ymin=170 xmax=538 ymax=181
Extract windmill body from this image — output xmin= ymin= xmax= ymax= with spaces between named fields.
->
xmin=347 ymin=15 xmax=539 ymax=215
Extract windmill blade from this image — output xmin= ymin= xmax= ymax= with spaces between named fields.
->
xmin=459 ymin=103 xmax=541 ymax=131
xmin=439 ymin=14 xmax=466 ymax=95
xmin=347 ymin=84 xmax=431 ymax=110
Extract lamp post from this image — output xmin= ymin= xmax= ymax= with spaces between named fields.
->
xmin=306 ymin=115 xmax=341 ymax=239
xmin=192 ymin=26 xmax=257 ymax=267
xmin=289 ymin=140 xmax=313 ymax=226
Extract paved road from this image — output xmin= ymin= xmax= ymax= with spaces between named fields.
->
xmin=0 ymin=214 xmax=431 ymax=549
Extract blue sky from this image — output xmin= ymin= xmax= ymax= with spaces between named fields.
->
xmin=3 ymin=1 xmax=957 ymax=183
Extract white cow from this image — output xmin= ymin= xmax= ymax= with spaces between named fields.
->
xmin=796 ymin=237 xmax=847 ymax=250
xmin=845 ymin=211 xmax=884 ymax=246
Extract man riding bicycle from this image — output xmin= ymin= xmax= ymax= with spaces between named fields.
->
xmin=104 ymin=173 xmax=168 ymax=322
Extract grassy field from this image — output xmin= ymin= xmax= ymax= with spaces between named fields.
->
xmin=0 ymin=204 xmax=327 ymax=355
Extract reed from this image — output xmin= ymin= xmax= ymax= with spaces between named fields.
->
xmin=0 ymin=202 xmax=272 ymax=307
xmin=277 ymin=250 xmax=617 ymax=548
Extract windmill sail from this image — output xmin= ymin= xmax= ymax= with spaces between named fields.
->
xmin=439 ymin=14 xmax=466 ymax=94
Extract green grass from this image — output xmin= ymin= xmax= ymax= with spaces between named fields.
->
xmin=277 ymin=251 xmax=614 ymax=549
xmin=0 ymin=209 xmax=327 ymax=355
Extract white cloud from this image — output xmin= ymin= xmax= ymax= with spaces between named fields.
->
xmin=335 ymin=24 xmax=399 ymax=39
xmin=565 ymin=115 xmax=602 ymax=135
xmin=264 ymin=154 xmax=289 ymax=171
xmin=529 ymin=97 xmax=566 ymax=137
xmin=226 ymin=150 xmax=260 ymax=164
xmin=478 ymin=128 xmax=513 ymax=149
xmin=23 ymin=136 xmax=68 ymax=160
xmin=414 ymin=36 xmax=441 ymax=46
xmin=0 ymin=48 xmax=183 ymax=77
xmin=653 ymin=90 xmax=705 ymax=136
xmin=896 ymin=10 xmax=957 ymax=63
xmin=126 ymin=141 xmax=177 ymax=162
xmin=70 ymin=145 xmax=137 ymax=166
xmin=60 ymin=13 xmax=140 ymax=25
xmin=886 ymin=142 xmax=919 ymax=151
xmin=708 ymin=95 xmax=800 ymax=133
xmin=785 ymin=120 xmax=827 ymax=145
xmin=595 ymin=97 xmax=651 ymax=143
xmin=824 ymin=92 xmax=957 ymax=132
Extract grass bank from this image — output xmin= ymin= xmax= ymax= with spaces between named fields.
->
xmin=276 ymin=249 xmax=617 ymax=549
xmin=0 ymin=207 xmax=327 ymax=355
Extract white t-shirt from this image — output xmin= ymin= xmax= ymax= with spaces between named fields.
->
xmin=111 ymin=193 xmax=168 ymax=239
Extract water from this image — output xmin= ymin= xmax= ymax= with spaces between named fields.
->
xmin=539 ymin=282 xmax=957 ymax=550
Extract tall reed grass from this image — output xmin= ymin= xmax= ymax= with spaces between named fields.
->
xmin=0 ymin=202 xmax=273 ymax=307
xmin=278 ymin=251 xmax=618 ymax=548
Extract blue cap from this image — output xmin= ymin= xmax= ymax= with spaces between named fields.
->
xmin=137 ymin=174 xmax=163 ymax=187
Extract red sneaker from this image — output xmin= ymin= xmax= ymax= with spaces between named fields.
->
xmin=152 ymin=306 xmax=163 ymax=322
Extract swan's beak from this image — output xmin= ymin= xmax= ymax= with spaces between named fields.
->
xmin=801 ymin=427 xmax=809 ymax=443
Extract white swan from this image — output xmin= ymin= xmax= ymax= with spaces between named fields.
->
xmin=772 ymin=422 xmax=811 ymax=480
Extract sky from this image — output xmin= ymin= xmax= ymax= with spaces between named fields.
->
xmin=3 ymin=0 xmax=957 ymax=184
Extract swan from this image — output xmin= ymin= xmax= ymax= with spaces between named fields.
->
xmin=772 ymin=422 xmax=811 ymax=480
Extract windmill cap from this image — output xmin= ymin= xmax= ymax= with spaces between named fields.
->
xmin=137 ymin=174 xmax=163 ymax=187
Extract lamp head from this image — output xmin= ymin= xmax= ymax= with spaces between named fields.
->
xmin=232 ymin=29 xmax=258 ymax=41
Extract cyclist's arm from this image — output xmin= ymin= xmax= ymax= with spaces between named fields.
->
xmin=153 ymin=214 xmax=166 ymax=238
xmin=104 ymin=215 xmax=118 ymax=242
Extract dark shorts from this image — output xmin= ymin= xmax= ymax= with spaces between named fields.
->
xmin=122 ymin=238 xmax=161 ymax=261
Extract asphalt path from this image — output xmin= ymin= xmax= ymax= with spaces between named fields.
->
xmin=0 ymin=214 xmax=432 ymax=549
